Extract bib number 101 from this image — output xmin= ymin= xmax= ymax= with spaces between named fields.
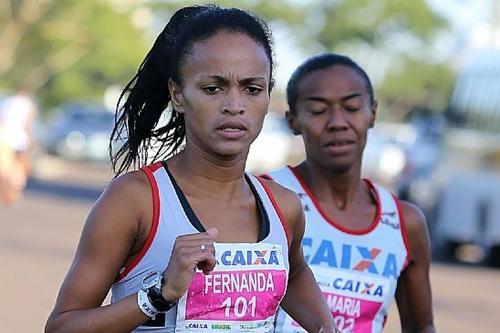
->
xmin=221 ymin=295 xmax=257 ymax=318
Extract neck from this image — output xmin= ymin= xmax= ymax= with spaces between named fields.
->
xmin=167 ymin=141 xmax=249 ymax=200
xmin=296 ymin=160 xmax=366 ymax=210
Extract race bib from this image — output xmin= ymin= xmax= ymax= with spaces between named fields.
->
xmin=278 ymin=266 xmax=389 ymax=333
xmin=175 ymin=242 xmax=288 ymax=332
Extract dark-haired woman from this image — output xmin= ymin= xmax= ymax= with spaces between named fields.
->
xmin=267 ymin=54 xmax=435 ymax=333
xmin=45 ymin=5 xmax=337 ymax=333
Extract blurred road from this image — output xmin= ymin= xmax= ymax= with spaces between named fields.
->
xmin=1 ymin=156 xmax=499 ymax=332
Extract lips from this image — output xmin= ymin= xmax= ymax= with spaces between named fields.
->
xmin=324 ymin=138 xmax=355 ymax=146
xmin=323 ymin=138 xmax=355 ymax=154
xmin=216 ymin=121 xmax=247 ymax=131
xmin=216 ymin=120 xmax=248 ymax=139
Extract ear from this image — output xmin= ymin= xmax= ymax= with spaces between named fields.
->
xmin=369 ymin=100 xmax=377 ymax=128
xmin=285 ymin=110 xmax=301 ymax=135
xmin=168 ymin=78 xmax=185 ymax=114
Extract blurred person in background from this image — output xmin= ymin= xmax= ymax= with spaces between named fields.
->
xmin=0 ymin=89 xmax=37 ymax=205
xmin=266 ymin=53 xmax=435 ymax=333
xmin=45 ymin=5 xmax=338 ymax=333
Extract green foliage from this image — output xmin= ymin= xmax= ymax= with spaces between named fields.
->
xmin=379 ymin=57 xmax=455 ymax=120
xmin=0 ymin=0 xmax=148 ymax=110
xmin=156 ymin=0 xmax=455 ymax=116
xmin=313 ymin=0 xmax=446 ymax=47
xmin=0 ymin=0 xmax=456 ymax=117
xmin=150 ymin=0 xmax=306 ymax=25
xmin=301 ymin=0 xmax=454 ymax=116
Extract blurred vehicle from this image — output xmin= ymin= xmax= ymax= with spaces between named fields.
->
xmin=44 ymin=102 xmax=116 ymax=162
xmin=362 ymin=126 xmax=407 ymax=188
xmin=362 ymin=120 xmax=443 ymax=214
xmin=246 ymin=112 xmax=293 ymax=173
xmin=433 ymin=50 xmax=500 ymax=267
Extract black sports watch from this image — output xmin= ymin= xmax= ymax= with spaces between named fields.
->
xmin=141 ymin=271 xmax=177 ymax=312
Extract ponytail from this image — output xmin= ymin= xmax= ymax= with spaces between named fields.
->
xmin=110 ymin=7 xmax=202 ymax=175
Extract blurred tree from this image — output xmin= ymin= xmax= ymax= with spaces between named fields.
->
xmin=150 ymin=0 xmax=306 ymax=26
xmin=0 ymin=0 xmax=455 ymax=117
xmin=0 ymin=0 xmax=148 ymax=110
xmin=306 ymin=0 xmax=455 ymax=119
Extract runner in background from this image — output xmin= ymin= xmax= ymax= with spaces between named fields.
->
xmin=45 ymin=5 xmax=338 ymax=333
xmin=0 ymin=90 xmax=37 ymax=205
xmin=266 ymin=53 xmax=435 ymax=333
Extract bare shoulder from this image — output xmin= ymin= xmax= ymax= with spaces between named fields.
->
xmin=47 ymin=170 xmax=154 ymax=317
xmin=258 ymin=177 xmax=303 ymax=231
xmin=398 ymin=199 xmax=431 ymax=261
xmin=74 ymin=169 xmax=155 ymax=268
xmin=398 ymin=200 xmax=428 ymax=236
xmin=87 ymin=170 xmax=152 ymax=235
xmin=102 ymin=170 xmax=150 ymax=202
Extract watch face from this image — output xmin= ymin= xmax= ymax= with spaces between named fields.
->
xmin=142 ymin=271 xmax=161 ymax=289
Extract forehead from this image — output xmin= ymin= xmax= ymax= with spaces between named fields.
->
xmin=181 ymin=31 xmax=270 ymax=80
xmin=297 ymin=65 xmax=368 ymax=102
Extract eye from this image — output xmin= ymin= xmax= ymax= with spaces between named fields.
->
xmin=344 ymin=98 xmax=363 ymax=112
xmin=308 ymin=108 xmax=326 ymax=115
xmin=244 ymin=86 xmax=263 ymax=95
xmin=344 ymin=103 xmax=362 ymax=112
xmin=202 ymin=86 xmax=222 ymax=94
xmin=345 ymin=106 xmax=361 ymax=112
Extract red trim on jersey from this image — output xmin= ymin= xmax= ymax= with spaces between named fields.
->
xmin=288 ymin=166 xmax=381 ymax=235
xmin=393 ymin=194 xmax=412 ymax=270
xmin=116 ymin=164 xmax=161 ymax=282
xmin=255 ymin=176 xmax=292 ymax=247
xmin=149 ymin=161 xmax=163 ymax=172
xmin=259 ymin=173 xmax=273 ymax=180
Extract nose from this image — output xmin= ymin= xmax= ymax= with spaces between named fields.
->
xmin=326 ymin=107 xmax=348 ymax=131
xmin=222 ymin=88 xmax=245 ymax=115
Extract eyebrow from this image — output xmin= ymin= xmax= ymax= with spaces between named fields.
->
xmin=199 ymin=75 xmax=267 ymax=85
xmin=200 ymin=75 xmax=226 ymax=84
xmin=304 ymin=96 xmax=328 ymax=103
xmin=239 ymin=77 xmax=267 ymax=85
xmin=341 ymin=92 xmax=363 ymax=101
xmin=304 ymin=92 xmax=363 ymax=103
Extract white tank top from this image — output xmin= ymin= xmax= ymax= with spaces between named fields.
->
xmin=0 ymin=95 xmax=34 ymax=151
xmin=111 ymin=162 xmax=290 ymax=332
xmin=267 ymin=166 xmax=410 ymax=333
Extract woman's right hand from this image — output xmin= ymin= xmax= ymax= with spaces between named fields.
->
xmin=161 ymin=227 xmax=218 ymax=301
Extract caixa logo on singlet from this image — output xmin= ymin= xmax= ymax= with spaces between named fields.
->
xmin=220 ymin=250 xmax=279 ymax=266
xmin=303 ymin=238 xmax=401 ymax=279
xmin=186 ymin=323 xmax=209 ymax=329
xmin=332 ymin=277 xmax=384 ymax=296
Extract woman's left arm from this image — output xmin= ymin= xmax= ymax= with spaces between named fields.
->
xmin=396 ymin=200 xmax=435 ymax=333
xmin=263 ymin=180 xmax=337 ymax=333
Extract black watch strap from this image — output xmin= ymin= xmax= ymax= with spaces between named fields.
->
xmin=147 ymin=285 xmax=177 ymax=312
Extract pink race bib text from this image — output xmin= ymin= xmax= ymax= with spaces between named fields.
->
xmin=185 ymin=269 xmax=286 ymax=321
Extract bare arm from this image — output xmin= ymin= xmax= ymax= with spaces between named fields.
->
xmin=396 ymin=200 xmax=435 ymax=333
xmin=263 ymin=179 xmax=337 ymax=333
xmin=45 ymin=170 xmax=220 ymax=333
xmin=45 ymin=172 xmax=153 ymax=333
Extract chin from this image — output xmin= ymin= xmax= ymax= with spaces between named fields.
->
xmin=322 ymin=158 xmax=355 ymax=174
xmin=213 ymin=143 xmax=250 ymax=159
xmin=328 ymin=164 xmax=352 ymax=174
